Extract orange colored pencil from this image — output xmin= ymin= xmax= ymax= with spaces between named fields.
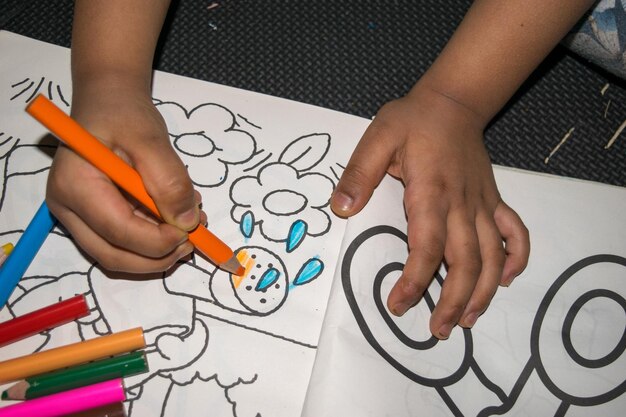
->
xmin=0 ymin=327 xmax=145 ymax=384
xmin=26 ymin=95 xmax=244 ymax=275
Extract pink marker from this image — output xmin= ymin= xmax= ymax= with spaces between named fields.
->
xmin=0 ymin=378 xmax=125 ymax=417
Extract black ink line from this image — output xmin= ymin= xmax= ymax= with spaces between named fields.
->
xmin=283 ymin=145 xmax=312 ymax=167
xmin=26 ymin=77 xmax=45 ymax=102
xmin=329 ymin=165 xmax=340 ymax=182
xmin=0 ymin=135 xmax=14 ymax=147
xmin=237 ymin=113 xmax=262 ymax=129
xmin=11 ymin=78 xmax=29 ymax=88
xmin=10 ymin=80 xmax=34 ymax=100
xmin=197 ymin=310 xmax=317 ymax=349
xmin=342 ymin=225 xmax=473 ymax=387
xmin=555 ymin=402 xmax=569 ymax=417
xmin=470 ymin=357 xmax=508 ymax=404
xmin=477 ymin=358 xmax=536 ymax=417
xmin=160 ymin=380 xmax=174 ymax=417
xmin=435 ymin=386 xmax=464 ymax=417
xmin=47 ymin=80 xmax=53 ymax=99
xmin=531 ymin=254 xmax=626 ymax=406
xmin=57 ymin=85 xmax=69 ymax=106
xmin=243 ymin=152 xmax=272 ymax=172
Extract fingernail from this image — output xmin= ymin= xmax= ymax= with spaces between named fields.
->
xmin=332 ymin=191 xmax=354 ymax=213
xmin=501 ymin=273 xmax=515 ymax=287
xmin=176 ymin=242 xmax=194 ymax=259
xmin=391 ymin=302 xmax=410 ymax=316
xmin=462 ymin=312 xmax=478 ymax=328
xmin=437 ymin=323 xmax=454 ymax=339
xmin=176 ymin=208 xmax=198 ymax=230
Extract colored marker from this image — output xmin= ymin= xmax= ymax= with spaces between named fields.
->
xmin=0 ymin=294 xmax=90 ymax=348
xmin=0 ymin=201 xmax=56 ymax=309
xmin=64 ymin=402 xmax=127 ymax=417
xmin=2 ymin=351 xmax=148 ymax=400
xmin=26 ymin=95 xmax=244 ymax=276
xmin=0 ymin=242 xmax=14 ymax=267
xmin=0 ymin=327 xmax=145 ymax=384
xmin=0 ymin=378 xmax=125 ymax=417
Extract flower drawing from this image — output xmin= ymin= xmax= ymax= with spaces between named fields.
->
xmin=155 ymin=101 xmax=256 ymax=187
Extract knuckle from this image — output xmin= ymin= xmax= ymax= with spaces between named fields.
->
xmin=340 ymin=163 xmax=374 ymax=189
xmin=413 ymin=240 xmax=444 ymax=266
xmin=399 ymin=275 xmax=428 ymax=297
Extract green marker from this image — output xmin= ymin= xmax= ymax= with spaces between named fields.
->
xmin=1 ymin=351 xmax=148 ymax=400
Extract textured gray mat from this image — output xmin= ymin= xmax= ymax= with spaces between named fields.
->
xmin=2 ymin=0 xmax=625 ymax=186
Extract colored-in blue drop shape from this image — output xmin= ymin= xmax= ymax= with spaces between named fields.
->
xmin=286 ymin=220 xmax=307 ymax=252
xmin=240 ymin=210 xmax=254 ymax=238
xmin=256 ymin=267 xmax=280 ymax=291
xmin=293 ymin=258 xmax=324 ymax=286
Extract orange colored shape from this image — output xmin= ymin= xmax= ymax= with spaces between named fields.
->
xmin=0 ymin=327 xmax=145 ymax=384
xmin=26 ymin=95 xmax=239 ymax=270
xmin=232 ymin=250 xmax=250 ymax=288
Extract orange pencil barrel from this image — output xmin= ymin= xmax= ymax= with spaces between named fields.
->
xmin=26 ymin=95 xmax=240 ymax=269
xmin=0 ymin=327 xmax=145 ymax=384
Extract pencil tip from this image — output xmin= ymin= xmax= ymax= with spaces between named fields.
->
xmin=1 ymin=390 xmax=8 ymax=400
xmin=220 ymin=256 xmax=245 ymax=276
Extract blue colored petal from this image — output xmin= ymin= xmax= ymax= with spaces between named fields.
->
xmin=240 ymin=210 xmax=254 ymax=238
xmin=286 ymin=220 xmax=307 ymax=252
xmin=293 ymin=258 xmax=324 ymax=286
xmin=256 ymin=267 xmax=280 ymax=291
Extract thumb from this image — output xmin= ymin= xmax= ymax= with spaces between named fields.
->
xmin=331 ymin=121 xmax=395 ymax=217
xmin=131 ymin=137 xmax=199 ymax=232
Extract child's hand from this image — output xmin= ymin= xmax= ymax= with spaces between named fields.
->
xmin=46 ymin=79 xmax=204 ymax=273
xmin=331 ymin=85 xmax=530 ymax=339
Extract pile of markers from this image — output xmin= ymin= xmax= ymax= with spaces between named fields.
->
xmin=0 ymin=293 xmax=149 ymax=417
xmin=0 ymin=204 xmax=150 ymax=417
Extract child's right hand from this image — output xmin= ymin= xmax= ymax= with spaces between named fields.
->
xmin=46 ymin=78 xmax=204 ymax=273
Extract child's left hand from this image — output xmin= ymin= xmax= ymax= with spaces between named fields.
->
xmin=331 ymin=83 xmax=530 ymax=339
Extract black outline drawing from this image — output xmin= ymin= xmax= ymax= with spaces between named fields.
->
xmin=10 ymin=77 xmax=69 ymax=106
xmin=154 ymin=100 xmax=257 ymax=188
xmin=342 ymin=226 xmax=626 ymax=416
xmin=0 ymin=97 xmax=338 ymax=417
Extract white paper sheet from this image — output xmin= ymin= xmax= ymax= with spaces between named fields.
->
xmin=0 ymin=32 xmax=624 ymax=417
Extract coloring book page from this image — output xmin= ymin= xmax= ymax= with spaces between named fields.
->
xmin=1 ymin=32 xmax=625 ymax=416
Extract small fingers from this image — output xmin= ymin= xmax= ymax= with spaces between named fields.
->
xmin=494 ymin=201 xmax=530 ymax=286
xmin=331 ymin=118 xmax=396 ymax=217
xmin=130 ymin=134 xmax=199 ymax=232
xmin=387 ymin=194 xmax=447 ymax=318
xmin=52 ymin=206 xmax=194 ymax=273
xmin=459 ymin=210 xmax=506 ymax=328
xmin=430 ymin=209 xmax=482 ymax=339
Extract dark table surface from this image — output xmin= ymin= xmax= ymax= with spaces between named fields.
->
xmin=2 ymin=0 xmax=625 ymax=187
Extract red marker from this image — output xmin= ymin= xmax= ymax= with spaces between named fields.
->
xmin=0 ymin=294 xmax=89 ymax=347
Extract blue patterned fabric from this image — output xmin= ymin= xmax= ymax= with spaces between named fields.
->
xmin=564 ymin=0 xmax=626 ymax=78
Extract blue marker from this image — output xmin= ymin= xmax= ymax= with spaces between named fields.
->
xmin=0 ymin=201 xmax=56 ymax=309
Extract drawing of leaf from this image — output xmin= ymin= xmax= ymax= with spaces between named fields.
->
xmin=278 ymin=133 xmax=331 ymax=172
xmin=293 ymin=258 xmax=324 ymax=286
xmin=255 ymin=267 xmax=280 ymax=291
xmin=286 ymin=220 xmax=307 ymax=253
xmin=240 ymin=210 xmax=255 ymax=238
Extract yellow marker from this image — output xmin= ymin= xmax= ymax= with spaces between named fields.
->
xmin=0 ymin=243 xmax=14 ymax=268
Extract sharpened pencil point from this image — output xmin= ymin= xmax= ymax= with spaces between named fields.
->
xmin=1 ymin=390 xmax=7 ymax=400
xmin=1 ymin=243 xmax=13 ymax=255
xmin=220 ymin=255 xmax=245 ymax=276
